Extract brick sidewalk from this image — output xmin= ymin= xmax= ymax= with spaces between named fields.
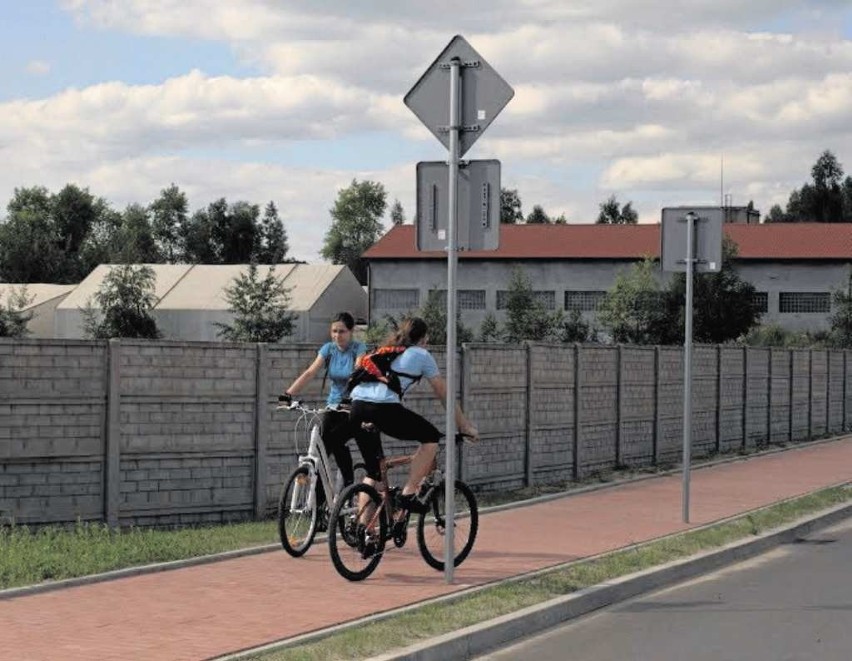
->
xmin=2 ymin=438 xmax=851 ymax=661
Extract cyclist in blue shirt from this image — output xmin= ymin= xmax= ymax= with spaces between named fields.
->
xmin=281 ymin=312 xmax=376 ymax=505
xmin=349 ymin=316 xmax=479 ymax=513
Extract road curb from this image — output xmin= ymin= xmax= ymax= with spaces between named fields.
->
xmin=366 ymin=499 xmax=852 ymax=661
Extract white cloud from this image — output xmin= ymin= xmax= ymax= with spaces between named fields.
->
xmin=10 ymin=1 xmax=850 ymax=239
xmin=25 ymin=60 xmax=51 ymax=76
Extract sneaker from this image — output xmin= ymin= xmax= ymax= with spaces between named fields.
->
xmin=397 ymin=492 xmax=429 ymax=515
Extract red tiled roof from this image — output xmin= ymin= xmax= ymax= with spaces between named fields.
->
xmin=364 ymin=223 xmax=852 ymax=260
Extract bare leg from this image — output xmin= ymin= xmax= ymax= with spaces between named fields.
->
xmin=358 ymin=477 xmax=380 ymax=526
xmin=402 ymin=443 xmax=438 ymax=496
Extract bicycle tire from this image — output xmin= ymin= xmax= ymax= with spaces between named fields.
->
xmin=416 ymin=479 xmax=479 ymax=571
xmin=277 ymin=465 xmax=319 ymax=557
xmin=328 ymin=483 xmax=386 ymax=581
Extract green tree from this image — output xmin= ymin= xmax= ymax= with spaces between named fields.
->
xmin=526 ymin=204 xmax=550 ymax=224
xmin=0 ymin=185 xmax=115 ymax=283
xmin=764 ymin=204 xmax=790 ymax=223
xmin=113 ymin=204 xmax=160 ymax=263
xmin=596 ymin=195 xmax=638 ymax=224
xmin=418 ymin=289 xmax=473 ymax=346
xmin=215 ymin=263 xmax=296 ymax=342
xmin=782 ymin=150 xmax=847 ymax=222
xmin=503 ymin=267 xmax=561 ymax=342
xmin=829 ymin=266 xmax=852 ymax=348
xmin=390 ymin=199 xmax=405 ymax=226
xmin=558 ymin=309 xmax=591 ymax=343
xmin=321 ymin=179 xmax=387 ymax=284
xmin=553 ymin=213 xmax=568 ymax=224
xmin=0 ymin=187 xmax=65 ymax=282
xmin=478 ymin=312 xmax=502 ymax=342
xmin=0 ymin=286 xmax=34 ymax=337
xmin=257 ymin=201 xmax=289 ymax=263
xmin=149 ymin=184 xmax=188 ymax=262
xmin=667 ymin=237 xmax=762 ymax=343
xmin=500 ymin=188 xmax=523 ymax=224
xmin=82 ymin=265 xmax=161 ymax=339
xmin=597 ymin=257 xmax=675 ymax=344
xmin=182 ymin=198 xmax=262 ymax=264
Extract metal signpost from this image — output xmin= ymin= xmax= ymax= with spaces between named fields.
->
xmin=661 ymin=207 xmax=723 ymax=523
xmin=406 ymin=35 xmax=513 ymax=582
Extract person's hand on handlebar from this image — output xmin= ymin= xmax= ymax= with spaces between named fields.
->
xmin=458 ymin=422 xmax=479 ymax=442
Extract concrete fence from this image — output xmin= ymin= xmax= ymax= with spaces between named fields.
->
xmin=1 ymin=339 xmax=849 ymax=527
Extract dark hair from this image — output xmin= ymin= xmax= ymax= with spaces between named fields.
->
xmin=331 ymin=311 xmax=355 ymax=330
xmin=386 ymin=316 xmax=428 ymax=347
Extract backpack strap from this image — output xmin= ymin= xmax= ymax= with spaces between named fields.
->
xmin=320 ymin=352 xmax=331 ymax=396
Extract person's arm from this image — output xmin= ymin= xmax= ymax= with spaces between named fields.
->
xmin=283 ymin=355 xmax=326 ymax=398
xmin=427 ymin=375 xmax=479 ymax=440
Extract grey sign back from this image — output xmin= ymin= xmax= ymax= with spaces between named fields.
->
xmin=416 ymin=160 xmax=501 ymax=251
xmin=404 ymin=35 xmax=514 ymax=158
xmin=661 ymin=207 xmax=724 ymax=273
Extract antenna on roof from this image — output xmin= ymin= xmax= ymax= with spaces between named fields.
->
xmin=720 ymin=153 xmax=724 ymax=207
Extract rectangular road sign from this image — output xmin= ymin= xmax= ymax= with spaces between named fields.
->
xmin=661 ymin=207 xmax=724 ymax=273
xmin=416 ymin=160 xmax=500 ymax=251
xmin=405 ymin=35 xmax=514 ymax=158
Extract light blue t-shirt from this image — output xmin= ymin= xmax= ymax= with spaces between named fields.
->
xmin=350 ymin=346 xmax=439 ymax=404
xmin=318 ymin=340 xmax=366 ymax=405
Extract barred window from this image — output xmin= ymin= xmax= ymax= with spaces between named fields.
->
xmin=428 ymin=289 xmax=486 ymax=310
xmin=564 ymin=290 xmax=607 ymax=312
xmin=372 ymin=288 xmax=419 ymax=310
xmin=752 ymin=291 xmax=769 ymax=313
xmin=496 ymin=290 xmax=556 ymax=310
xmin=779 ymin=292 xmax=830 ymax=313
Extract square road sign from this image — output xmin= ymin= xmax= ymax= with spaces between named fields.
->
xmin=661 ymin=207 xmax=724 ymax=273
xmin=405 ymin=35 xmax=514 ymax=158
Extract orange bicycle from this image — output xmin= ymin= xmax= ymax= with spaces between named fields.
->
xmin=327 ymin=434 xmax=478 ymax=581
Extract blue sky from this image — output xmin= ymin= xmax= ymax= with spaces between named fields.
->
xmin=3 ymin=1 xmax=852 ymax=261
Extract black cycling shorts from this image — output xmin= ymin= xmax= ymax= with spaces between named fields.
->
xmin=349 ymin=400 xmax=442 ymax=480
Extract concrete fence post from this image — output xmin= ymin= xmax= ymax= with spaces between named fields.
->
xmin=253 ymin=343 xmax=269 ymax=519
xmin=105 ymin=339 xmax=121 ymax=528
xmin=653 ymin=346 xmax=661 ymax=465
xmin=715 ymin=345 xmax=722 ymax=454
xmin=844 ymin=350 xmax=849 ymax=432
xmin=788 ymin=350 xmax=794 ymax=443
xmin=826 ymin=349 xmax=831 ymax=433
xmin=615 ymin=344 xmax=623 ymax=468
xmin=808 ymin=349 xmax=814 ymax=439
xmin=767 ymin=348 xmax=773 ymax=445
xmin=456 ymin=344 xmax=471 ymax=482
xmin=523 ymin=342 xmax=533 ymax=487
xmin=572 ymin=343 xmax=581 ymax=480
xmin=742 ymin=346 xmax=748 ymax=450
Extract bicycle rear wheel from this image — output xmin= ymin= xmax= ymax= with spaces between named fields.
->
xmin=277 ymin=465 xmax=318 ymax=557
xmin=416 ymin=480 xmax=478 ymax=571
xmin=328 ymin=483 xmax=386 ymax=581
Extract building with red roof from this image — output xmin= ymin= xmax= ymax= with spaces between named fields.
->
xmin=363 ymin=223 xmax=852 ymax=335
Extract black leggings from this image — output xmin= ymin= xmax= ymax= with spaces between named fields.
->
xmin=317 ymin=409 xmax=380 ymax=500
xmin=349 ymin=400 xmax=442 ymax=480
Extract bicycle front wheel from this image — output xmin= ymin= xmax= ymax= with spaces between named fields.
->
xmin=277 ymin=465 xmax=318 ymax=557
xmin=417 ymin=480 xmax=479 ymax=571
xmin=328 ymin=483 xmax=386 ymax=582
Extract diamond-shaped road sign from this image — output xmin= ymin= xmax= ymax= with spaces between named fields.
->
xmin=405 ymin=35 xmax=514 ymax=157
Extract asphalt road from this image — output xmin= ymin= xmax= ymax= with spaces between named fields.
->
xmin=477 ymin=517 xmax=852 ymax=661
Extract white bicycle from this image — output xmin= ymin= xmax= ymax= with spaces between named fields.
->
xmin=275 ymin=400 xmax=366 ymax=557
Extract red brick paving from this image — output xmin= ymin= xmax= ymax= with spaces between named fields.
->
xmin=1 ymin=439 xmax=851 ymax=660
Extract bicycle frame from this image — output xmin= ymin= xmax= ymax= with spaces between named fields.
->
xmin=280 ymin=403 xmax=343 ymax=513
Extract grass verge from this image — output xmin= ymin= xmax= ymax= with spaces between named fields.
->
xmin=243 ymin=483 xmax=852 ymax=661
